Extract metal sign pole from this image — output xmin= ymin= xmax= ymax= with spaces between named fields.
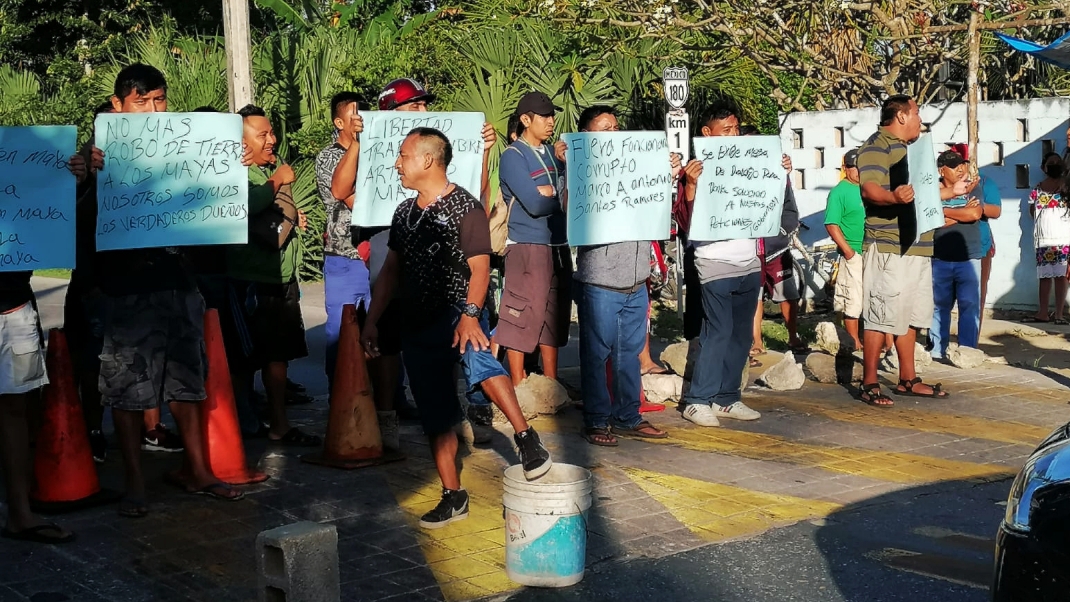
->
xmin=663 ymin=67 xmax=690 ymax=323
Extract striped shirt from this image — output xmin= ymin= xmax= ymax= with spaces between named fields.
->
xmin=857 ymin=127 xmax=933 ymax=257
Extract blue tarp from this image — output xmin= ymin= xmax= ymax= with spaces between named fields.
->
xmin=997 ymin=30 xmax=1070 ymax=70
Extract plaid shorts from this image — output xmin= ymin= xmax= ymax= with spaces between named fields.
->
xmin=99 ymin=290 xmax=207 ymax=411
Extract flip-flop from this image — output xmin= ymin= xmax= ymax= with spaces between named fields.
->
xmin=750 ymin=348 xmax=767 ymax=358
xmin=194 ymin=482 xmax=245 ymax=502
xmin=1055 ymin=318 xmax=1069 ymax=326
xmin=582 ymin=427 xmax=618 ymax=447
xmin=118 ymin=497 xmax=149 ymax=518
xmin=611 ymin=420 xmax=669 ymax=439
xmin=1 ymin=523 xmax=76 ymax=544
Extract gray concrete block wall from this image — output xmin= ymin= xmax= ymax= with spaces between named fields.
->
xmin=257 ymin=521 xmax=340 ymax=602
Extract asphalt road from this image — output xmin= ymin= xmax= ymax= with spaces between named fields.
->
xmin=507 ymin=479 xmax=1006 ymax=602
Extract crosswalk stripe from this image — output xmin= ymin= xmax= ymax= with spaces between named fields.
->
xmin=623 ymin=467 xmax=842 ymax=541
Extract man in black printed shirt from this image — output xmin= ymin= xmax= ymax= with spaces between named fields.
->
xmin=361 ymin=127 xmax=551 ymax=529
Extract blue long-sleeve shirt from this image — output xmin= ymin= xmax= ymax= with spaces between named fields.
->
xmin=499 ymin=141 xmax=567 ymax=245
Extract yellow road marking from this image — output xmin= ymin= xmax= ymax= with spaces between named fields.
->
xmin=623 ymin=467 xmax=841 ymax=541
xmin=536 ymin=418 xmax=1015 ymax=484
xmin=745 ymin=396 xmax=1051 ymax=446
xmin=383 ymin=456 xmax=514 ymax=602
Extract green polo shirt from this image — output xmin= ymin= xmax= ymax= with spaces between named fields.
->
xmin=227 ymin=167 xmax=300 ymax=284
xmin=856 ymin=127 xmax=933 ymax=257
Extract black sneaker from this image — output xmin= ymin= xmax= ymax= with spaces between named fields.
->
xmin=514 ymin=428 xmax=552 ymax=480
xmin=89 ymin=430 xmax=107 ymax=464
xmin=141 ymin=424 xmax=184 ymax=452
xmin=419 ymin=488 xmax=469 ymax=529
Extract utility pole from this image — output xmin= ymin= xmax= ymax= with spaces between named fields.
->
xmin=223 ymin=0 xmax=255 ymax=111
xmin=966 ymin=10 xmax=981 ymax=172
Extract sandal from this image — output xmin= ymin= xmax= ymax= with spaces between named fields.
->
xmin=1055 ymin=318 xmax=1069 ymax=326
xmin=749 ymin=357 xmax=762 ymax=368
xmin=858 ymin=383 xmax=894 ymax=407
xmin=582 ymin=427 xmax=619 ymax=447
xmin=193 ymin=482 xmax=245 ymax=502
xmin=612 ymin=421 xmax=668 ymax=439
xmin=894 ymin=377 xmax=949 ymax=399
xmin=1 ymin=523 xmax=76 ymax=544
xmin=118 ymin=497 xmax=149 ymax=518
xmin=269 ymin=427 xmax=322 ymax=447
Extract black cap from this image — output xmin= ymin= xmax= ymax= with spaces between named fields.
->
xmin=843 ymin=149 xmax=859 ymax=167
xmin=937 ymin=149 xmax=966 ymax=169
xmin=515 ymin=91 xmax=561 ymax=116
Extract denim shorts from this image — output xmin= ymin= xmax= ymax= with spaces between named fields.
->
xmin=402 ymin=306 xmax=507 ymax=436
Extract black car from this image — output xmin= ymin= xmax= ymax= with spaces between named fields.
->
xmin=992 ymin=422 xmax=1070 ymax=601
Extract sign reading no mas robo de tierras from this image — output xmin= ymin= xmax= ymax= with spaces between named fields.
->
xmin=561 ymin=131 xmax=673 ymax=247
xmin=351 ymin=111 xmax=486 ymax=227
xmin=0 ymin=126 xmax=77 ymax=271
xmin=689 ymin=136 xmax=786 ymax=242
xmin=94 ymin=112 xmax=248 ymax=251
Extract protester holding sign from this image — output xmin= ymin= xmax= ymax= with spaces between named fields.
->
xmin=676 ymin=103 xmax=763 ymax=427
xmin=566 ymin=106 xmax=670 ymax=446
xmin=930 ymin=149 xmax=984 ymax=358
xmin=315 ymin=92 xmax=371 ymax=393
xmin=497 ymin=91 xmax=572 ymax=386
xmin=77 ymin=63 xmax=243 ymax=516
xmin=360 ymin=128 xmax=551 ymax=528
xmin=856 ymin=95 xmax=949 ymax=406
xmin=228 ymin=105 xmax=318 ymax=448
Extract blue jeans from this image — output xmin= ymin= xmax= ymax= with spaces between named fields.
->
xmin=324 ymin=255 xmax=371 ymax=387
xmin=577 ymin=282 xmax=648 ymax=430
xmin=682 ymin=271 xmax=761 ymax=408
xmin=931 ymin=258 xmax=982 ymax=358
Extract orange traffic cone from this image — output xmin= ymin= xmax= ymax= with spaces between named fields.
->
xmin=201 ymin=309 xmax=269 ymax=485
xmin=605 ymin=360 xmax=664 ymax=414
xmin=30 ymin=329 xmax=119 ymax=513
xmin=303 ymin=304 xmax=404 ymax=469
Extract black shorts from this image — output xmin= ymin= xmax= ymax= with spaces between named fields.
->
xmin=233 ymin=280 xmax=309 ymax=366
xmin=357 ymin=300 xmax=403 ymax=357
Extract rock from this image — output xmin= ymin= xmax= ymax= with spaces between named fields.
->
xmin=814 ymin=322 xmax=843 ymax=356
xmin=660 ymin=338 xmax=702 ymax=380
xmin=758 ymin=352 xmax=806 ymax=390
xmin=879 ymin=344 xmax=930 ymax=374
xmin=514 ymin=374 xmax=570 ymax=415
xmin=804 ymin=353 xmax=837 ymax=384
xmin=642 ymin=373 xmax=684 ymax=403
xmin=947 ymin=344 xmax=986 ymax=369
xmin=1011 ymin=325 xmax=1047 ymax=338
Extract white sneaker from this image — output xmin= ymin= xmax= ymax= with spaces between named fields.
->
xmin=716 ymin=401 xmax=761 ymax=421
xmin=682 ymin=404 xmax=720 ymax=427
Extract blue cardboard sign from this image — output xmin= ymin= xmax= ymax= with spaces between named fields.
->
xmin=908 ymin=134 xmax=946 ymax=241
xmin=561 ymin=131 xmax=673 ymax=246
xmin=689 ymin=136 xmax=786 ymax=241
xmin=0 ymin=126 xmax=77 ymax=270
xmin=94 ymin=112 xmax=248 ymax=250
xmin=352 ymin=111 xmax=485 ymax=227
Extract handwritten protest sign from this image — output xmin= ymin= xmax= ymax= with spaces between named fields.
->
xmin=908 ymin=134 xmax=945 ymax=242
xmin=352 ymin=111 xmax=485 ymax=227
xmin=561 ymin=131 xmax=672 ymax=246
xmin=689 ymin=136 xmax=785 ymax=241
xmin=0 ymin=126 xmax=77 ymax=271
xmin=95 ymin=112 xmax=248 ymax=251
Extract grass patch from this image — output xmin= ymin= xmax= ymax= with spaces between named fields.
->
xmin=34 ymin=269 xmax=72 ymax=280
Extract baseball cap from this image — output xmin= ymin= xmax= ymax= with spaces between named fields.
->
xmin=515 ymin=91 xmax=561 ymax=116
xmin=937 ymin=149 xmax=966 ymax=169
xmin=843 ymin=149 xmax=859 ymax=167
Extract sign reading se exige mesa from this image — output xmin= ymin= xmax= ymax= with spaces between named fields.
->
xmin=688 ymin=135 xmax=785 ymax=242
xmin=94 ymin=112 xmax=249 ymax=251
xmin=561 ymin=131 xmax=673 ymax=246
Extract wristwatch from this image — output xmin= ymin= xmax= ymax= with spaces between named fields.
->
xmin=462 ymin=303 xmax=482 ymax=318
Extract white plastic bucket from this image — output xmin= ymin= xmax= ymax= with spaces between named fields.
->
xmin=503 ymin=463 xmax=593 ymax=588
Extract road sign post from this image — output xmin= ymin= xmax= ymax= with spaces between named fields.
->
xmin=662 ymin=67 xmax=690 ymax=321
